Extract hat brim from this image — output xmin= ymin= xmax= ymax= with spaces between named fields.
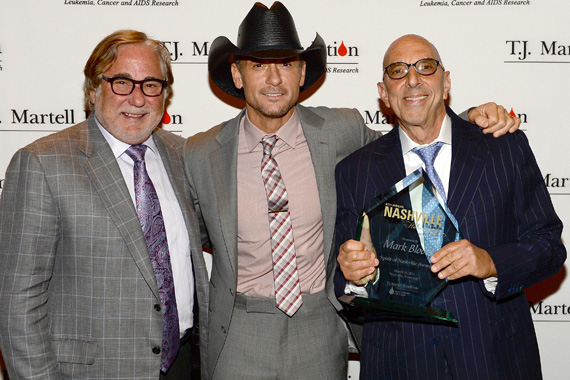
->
xmin=208 ymin=33 xmax=327 ymax=99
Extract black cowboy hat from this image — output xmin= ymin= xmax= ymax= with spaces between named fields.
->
xmin=208 ymin=1 xmax=327 ymax=99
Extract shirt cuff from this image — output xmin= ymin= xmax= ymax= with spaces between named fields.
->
xmin=483 ymin=276 xmax=498 ymax=294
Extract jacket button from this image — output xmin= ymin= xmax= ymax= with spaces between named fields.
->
xmin=154 ymin=304 xmax=161 ymax=312
xmin=221 ymin=326 xmax=227 ymax=334
xmin=152 ymin=346 xmax=161 ymax=355
xmin=229 ymin=288 xmax=234 ymax=296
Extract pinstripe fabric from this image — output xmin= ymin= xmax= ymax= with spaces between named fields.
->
xmin=334 ymin=107 xmax=566 ymax=380
xmin=0 ymin=115 xmax=209 ymax=380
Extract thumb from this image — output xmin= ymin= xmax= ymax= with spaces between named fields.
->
xmin=360 ymin=213 xmax=377 ymax=256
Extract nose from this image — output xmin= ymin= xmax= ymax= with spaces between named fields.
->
xmin=265 ymin=64 xmax=283 ymax=86
xmin=406 ymin=67 xmax=421 ymax=87
xmin=128 ymin=84 xmax=146 ymax=107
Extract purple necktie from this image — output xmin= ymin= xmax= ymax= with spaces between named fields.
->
xmin=125 ymin=145 xmax=180 ymax=373
xmin=260 ymin=135 xmax=302 ymax=317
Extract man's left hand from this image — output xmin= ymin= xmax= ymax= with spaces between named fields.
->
xmin=468 ymin=102 xmax=520 ymax=137
xmin=430 ymin=239 xmax=497 ymax=280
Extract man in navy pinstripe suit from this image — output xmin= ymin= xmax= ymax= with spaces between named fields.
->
xmin=335 ymin=34 xmax=566 ymax=380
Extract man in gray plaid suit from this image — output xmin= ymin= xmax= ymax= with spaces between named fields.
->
xmin=0 ymin=30 xmax=208 ymax=380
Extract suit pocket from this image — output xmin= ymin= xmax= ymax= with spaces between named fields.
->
xmin=52 ymin=338 xmax=98 ymax=364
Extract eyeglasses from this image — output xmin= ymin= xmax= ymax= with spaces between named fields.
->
xmin=102 ymin=75 xmax=167 ymax=97
xmin=383 ymin=58 xmax=443 ymax=80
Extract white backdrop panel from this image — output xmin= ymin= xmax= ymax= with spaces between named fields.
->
xmin=0 ymin=1 xmax=568 ymax=379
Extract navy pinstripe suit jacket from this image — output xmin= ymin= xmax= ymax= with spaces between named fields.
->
xmin=334 ymin=107 xmax=566 ymax=380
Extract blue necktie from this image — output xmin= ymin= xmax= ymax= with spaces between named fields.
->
xmin=126 ymin=145 xmax=180 ymax=373
xmin=412 ymin=141 xmax=446 ymax=202
xmin=412 ymin=142 xmax=446 ymax=258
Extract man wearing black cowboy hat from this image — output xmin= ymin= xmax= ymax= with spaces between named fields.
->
xmin=184 ymin=2 xmax=520 ymax=379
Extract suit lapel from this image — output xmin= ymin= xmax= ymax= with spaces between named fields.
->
xmin=368 ymin=127 xmax=406 ymax=196
xmin=447 ymin=110 xmax=489 ymax=226
xmin=81 ymin=115 xmax=160 ymax=300
xmin=211 ymin=111 xmax=242 ymax=275
xmin=297 ymin=106 xmax=338 ymax=264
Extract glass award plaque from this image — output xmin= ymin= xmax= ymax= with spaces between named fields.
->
xmin=340 ymin=168 xmax=461 ymax=324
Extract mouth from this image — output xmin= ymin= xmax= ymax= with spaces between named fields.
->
xmin=262 ymin=88 xmax=286 ymax=100
xmin=123 ymin=112 xmax=146 ymax=118
xmin=404 ymin=95 xmax=427 ymax=102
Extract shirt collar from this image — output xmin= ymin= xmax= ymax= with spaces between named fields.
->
xmin=94 ymin=115 xmax=158 ymax=159
xmin=243 ymin=108 xmax=301 ymax=152
xmin=399 ymin=113 xmax=452 ymax=155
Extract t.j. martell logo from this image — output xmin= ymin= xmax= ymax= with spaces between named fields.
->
xmin=506 ymin=40 xmax=570 ymax=61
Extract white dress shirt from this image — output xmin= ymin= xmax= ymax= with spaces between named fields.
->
xmin=96 ymin=118 xmax=194 ymax=335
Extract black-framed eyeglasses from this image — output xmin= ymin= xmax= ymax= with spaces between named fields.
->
xmin=102 ymin=75 xmax=167 ymax=97
xmin=383 ymin=58 xmax=443 ymax=80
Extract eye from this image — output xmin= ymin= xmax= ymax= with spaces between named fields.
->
xmin=144 ymin=81 xmax=160 ymax=89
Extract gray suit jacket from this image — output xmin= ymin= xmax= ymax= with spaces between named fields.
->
xmin=0 ymin=115 xmax=209 ymax=380
xmin=183 ymin=104 xmax=378 ymax=378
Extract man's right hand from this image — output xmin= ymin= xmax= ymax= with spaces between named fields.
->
xmin=338 ymin=239 xmax=379 ymax=285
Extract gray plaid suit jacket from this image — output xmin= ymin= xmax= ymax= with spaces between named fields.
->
xmin=0 ymin=114 xmax=209 ymax=379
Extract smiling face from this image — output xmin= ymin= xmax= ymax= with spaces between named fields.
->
xmin=378 ymin=35 xmax=450 ymax=136
xmin=231 ymin=57 xmax=306 ymax=133
xmin=90 ymin=43 xmax=166 ymax=145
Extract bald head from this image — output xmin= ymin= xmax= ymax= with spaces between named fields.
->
xmin=382 ymin=34 xmax=443 ymax=72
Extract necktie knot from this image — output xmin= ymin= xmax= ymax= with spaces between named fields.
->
xmin=125 ymin=144 xmax=148 ymax=163
xmin=412 ymin=141 xmax=444 ymax=168
xmin=262 ymin=135 xmax=278 ymax=156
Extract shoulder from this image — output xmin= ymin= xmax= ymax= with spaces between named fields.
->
xmin=22 ymin=120 xmax=88 ymax=157
xmin=186 ymin=111 xmax=242 ymax=154
xmin=298 ymin=105 xmax=363 ymax=125
xmin=154 ymin=128 xmax=185 ymax=156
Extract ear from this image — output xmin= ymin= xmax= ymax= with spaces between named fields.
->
xmin=443 ymin=71 xmax=451 ymax=100
xmin=299 ymin=60 xmax=307 ymax=87
xmin=231 ymin=63 xmax=244 ymax=90
xmin=377 ymin=82 xmax=391 ymax=108
xmin=89 ymin=90 xmax=96 ymax=106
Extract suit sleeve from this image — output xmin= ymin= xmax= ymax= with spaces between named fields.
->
xmin=487 ymin=133 xmax=566 ymax=300
xmin=183 ymin=137 xmax=212 ymax=250
xmin=0 ymin=149 xmax=63 ymax=379
xmin=333 ymin=158 xmax=362 ymax=298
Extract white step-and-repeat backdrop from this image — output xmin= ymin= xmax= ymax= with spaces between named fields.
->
xmin=0 ymin=1 xmax=568 ymax=378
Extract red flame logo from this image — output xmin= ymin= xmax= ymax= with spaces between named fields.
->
xmin=162 ymin=111 xmax=172 ymax=124
xmin=338 ymin=41 xmax=348 ymax=57
xmin=509 ymin=108 xmax=517 ymax=118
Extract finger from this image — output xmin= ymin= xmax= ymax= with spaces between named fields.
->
xmin=360 ymin=214 xmax=376 ymax=255
xmin=484 ymin=109 xmax=508 ymax=135
xmin=431 ymin=241 xmax=458 ymax=263
xmin=431 ymin=243 xmax=461 ymax=273
xmin=341 ymin=239 xmax=367 ymax=254
xmin=341 ymin=262 xmax=378 ymax=283
xmin=508 ymin=114 xmax=521 ymax=133
xmin=436 ymin=254 xmax=470 ymax=280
